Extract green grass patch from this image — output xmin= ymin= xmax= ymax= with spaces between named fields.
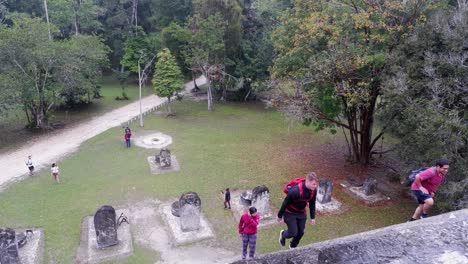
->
xmin=0 ymin=100 xmax=414 ymax=262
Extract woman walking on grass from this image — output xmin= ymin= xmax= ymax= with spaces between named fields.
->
xmin=51 ymin=163 xmax=59 ymax=183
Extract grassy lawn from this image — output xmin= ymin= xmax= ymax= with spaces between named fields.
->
xmin=0 ymin=100 xmax=415 ymax=263
xmin=0 ymin=76 xmax=153 ymax=152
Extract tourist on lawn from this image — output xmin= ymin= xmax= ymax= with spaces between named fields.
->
xmin=409 ymin=159 xmax=449 ymax=221
xmin=238 ymin=206 xmax=260 ymax=260
xmin=277 ymin=172 xmax=318 ymax=249
xmin=124 ymin=127 xmax=132 ymax=148
xmin=51 ymin=163 xmax=60 ymax=183
xmin=224 ymin=188 xmax=231 ymax=209
xmin=25 ymin=155 xmax=34 ymax=176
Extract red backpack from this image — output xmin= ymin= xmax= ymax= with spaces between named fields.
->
xmin=283 ymin=177 xmax=314 ymax=201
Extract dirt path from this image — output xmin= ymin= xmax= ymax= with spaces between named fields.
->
xmin=0 ymin=76 xmax=207 ymax=190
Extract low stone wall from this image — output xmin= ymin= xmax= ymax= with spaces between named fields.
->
xmin=231 ymin=209 xmax=468 ymax=264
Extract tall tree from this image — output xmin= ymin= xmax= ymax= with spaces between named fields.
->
xmin=48 ymin=0 xmax=103 ymax=36
xmin=381 ymin=4 xmax=468 ymax=210
xmin=184 ymin=14 xmax=226 ymax=111
xmin=271 ymin=0 xmax=432 ymax=164
xmin=121 ymin=32 xmax=161 ymax=126
xmin=149 ymin=0 xmax=192 ymax=30
xmin=152 ymin=48 xmax=184 ymax=115
xmin=0 ymin=16 xmax=109 ymax=128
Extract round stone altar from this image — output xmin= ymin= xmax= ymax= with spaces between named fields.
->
xmin=134 ymin=133 xmax=173 ymax=149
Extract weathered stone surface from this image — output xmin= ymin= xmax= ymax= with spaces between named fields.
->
xmin=346 ymin=176 xmax=363 ymax=187
xmin=94 ymin=205 xmax=119 ymax=249
xmin=251 ymin=186 xmax=271 ymax=217
xmin=251 ymin=185 xmax=269 ymax=200
xmin=160 ymin=201 xmax=215 ymax=245
xmin=155 ymin=148 xmax=171 ymax=168
xmin=171 ymin=201 xmax=181 ymax=217
xmin=240 ymin=191 xmax=252 ymax=206
xmin=179 ymin=192 xmax=201 ymax=209
xmin=76 ymin=211 xmax=133 ymax=264
xmin=180 ymin=205 xmax=201 ymax=232
xmin=318 ymin=178 xmax=333 ymax=203
xmin=363 ymin=177 xmax=377 ymax=196
xmin=147 ymin=155 xmax=180 ymax=175
xmin=0 ymin=228 xmax=20 ymax=264
xmin=231 ymin=209 xmax=468 ymax=264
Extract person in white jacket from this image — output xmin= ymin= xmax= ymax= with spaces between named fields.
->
xmin=51 ymin=163 xmax=60 ymax=183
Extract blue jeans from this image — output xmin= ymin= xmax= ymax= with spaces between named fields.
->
xmin=125 ymin=138 xmax=131 ymax=148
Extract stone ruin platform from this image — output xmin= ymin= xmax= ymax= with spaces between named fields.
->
xmin=76 ymin=210 xmax=133 ymax=264
xmin=13 ymin=228 xmax=44 ymax=264
xmin=147 ymin=156 xmax=180 ymax=175
xmin=339 ymin=181 xmax=390 ymax=206
xmin=160 ymin=201 xmax=215 ymax=246
xmin=316 ymin=199 xmax=344 ymax=215
xmin=227 ymin=189 xmax=277 ymax=228
xmin=134 ymin=132 xmax=172 ymax=149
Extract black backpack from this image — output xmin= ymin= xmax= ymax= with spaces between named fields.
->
xmin=408 ymin=167 xmax=428 ymax=185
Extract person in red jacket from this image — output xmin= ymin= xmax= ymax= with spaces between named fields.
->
xmin=238 ymin=206 xmax=260 ymax=260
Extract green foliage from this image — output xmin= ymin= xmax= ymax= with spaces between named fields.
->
xmin=149 ymin=0 xmax=193 ymax=29
xmin=0 ymin=100 xmax=416 ymax=262
xmin=184 ymin=13 xmax=226 ymax=67
xmin=48 ymin=0 xmax=103 ymax=36
xmin=152 ymin=48 xmax=183 ymax=113
xmin=0 ymin=15 xmax=109 ymax=128
xmin=270 ymin=0 xmax=432 ymax=164
xmin=161 ymin=22 xmax=190 ymax=73
xmin=381 ymin=6 xmax=468 ymax=210
xmin=121 ymin=32 xmax=161 ymax=73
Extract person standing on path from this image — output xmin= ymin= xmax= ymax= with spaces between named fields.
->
xmin=409 ymin=159 xmax=449 ymax=221
xmin=277 ymin=172 xmax=318 ymax=249
xmin=51 ymin=163 xmax=60 ymax=183
xmin=124 ymin=127 xmax=132 ymax=148
xmin=238 ymin=206 xmax=260 ymax=260
xmin=25 ymin=155 xmax=34 ymax=176
xmin=224 ymin=188 xmax=231 ymax=209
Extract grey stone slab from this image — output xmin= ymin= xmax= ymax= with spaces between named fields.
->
xmin=228 ymin=190 xmax=276 ymax=228
xmin=160 ymin=201 xmax=214 ymax=246
xmin=316 ymin=198 xmax=343 ymax=214
xmin=18 ymin=229 xmax=44 ymax=264
xmin=340 ymin=180 xmax=390 ymax=206
xmin=0 ymin=228 xmax=20 ymax=264
xmin=77 ymin=209 xmax=133 ymax=264
xmin=134 ymin=133 xmax=172 ymax=149
xmin=147 ymin=156 xmax=180 ymax=175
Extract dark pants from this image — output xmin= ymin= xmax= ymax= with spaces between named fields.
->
xmin=224 ymin=200 xmax=231 ymax=208
xmin=241 ymin=234 xmax=257 ymax=259
xmin=412 ymin=190 xmax=432 ymax=204
xmin=125 ymin=138 xmax=131 ymax=148
xmin=283 ymin=213 xmax=307 ymax=248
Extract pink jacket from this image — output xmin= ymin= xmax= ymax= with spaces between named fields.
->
xmin=238 ymin=212 xmax=260 ymax=235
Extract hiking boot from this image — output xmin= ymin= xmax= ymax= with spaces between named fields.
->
xmin=278 ymin=230 xmax=286 ymax=247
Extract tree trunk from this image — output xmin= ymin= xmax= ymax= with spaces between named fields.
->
xmin=43 ymin=0 xmax=52 ymax=40
xmin=192 ymin=71 xmax=199 ymax=91
xmin=344 ymin=97 xmax=378 ymax=165
xmin=73 ymin=0 xmax=81 ymax=35
xmin=207 ymin=80 xmax=213 ymax=111
xmin=167 ymin=97 xmax=172 ymax=114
